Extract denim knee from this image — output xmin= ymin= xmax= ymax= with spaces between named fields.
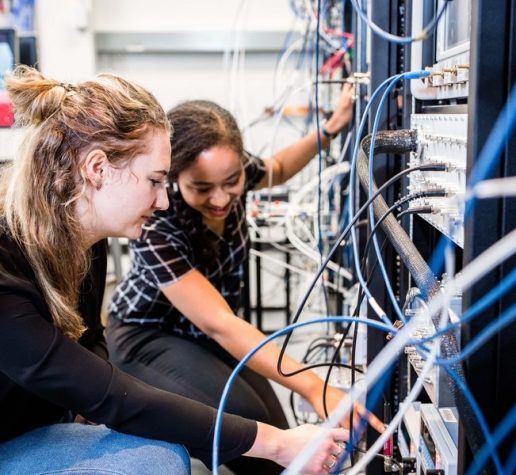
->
xmin=0 ymin=423 xmax=191 ymax=475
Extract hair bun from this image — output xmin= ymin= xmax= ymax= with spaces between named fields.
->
xmin=5 ymin=65 xmax=70 ymax=126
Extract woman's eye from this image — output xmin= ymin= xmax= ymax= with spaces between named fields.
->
xmin=149 ymin=179 xmax=165 ymax=188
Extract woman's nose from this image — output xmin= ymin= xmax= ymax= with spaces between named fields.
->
xmin=154 ymin=186 xmax=170 ymax=210
xmin=209 ymin=188 xmax=230 ymax=207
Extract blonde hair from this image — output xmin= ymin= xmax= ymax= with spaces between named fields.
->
xmin=0 ymin=65 xmax=170 ymax=340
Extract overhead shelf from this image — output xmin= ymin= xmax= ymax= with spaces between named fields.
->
xmin=95 ymin=30 xmax=301 ymax=54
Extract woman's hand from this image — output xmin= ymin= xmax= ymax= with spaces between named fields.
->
xmin=307 ymin=384 xmax=385 ymax=434
xmin=246 ymin=422 xmax=348 ymax=475
xmin=323 ymin=83 xmax=354 ymax=136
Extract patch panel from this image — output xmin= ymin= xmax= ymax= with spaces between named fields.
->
xmin=409 ymin=114 xmax=468 ymax=247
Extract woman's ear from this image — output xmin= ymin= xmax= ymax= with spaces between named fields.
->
xmin=82 ymin=149 xmax=109 ymax=190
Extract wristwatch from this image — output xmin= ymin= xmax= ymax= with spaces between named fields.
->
xmin=321 ymin=123 xmax=338 ymax=140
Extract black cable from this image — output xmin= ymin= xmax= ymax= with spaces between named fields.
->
xmin=396 ymin=205 xmax=433 ymax=221
xmin=322 ymin=323 xmax=353 ymax=418
xmin=361 ymin=193 xmax=444 ymax=266
xmin=317 ymin=79 xmax=353 ymax=84
xmin=277 ymin=162 xmax=444 ymax=377
xmin=343 ymin=205 xmax=433 ymax=464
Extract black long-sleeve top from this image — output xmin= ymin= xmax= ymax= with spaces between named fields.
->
xmin=0 ymin=223 xmax=257 ymax=467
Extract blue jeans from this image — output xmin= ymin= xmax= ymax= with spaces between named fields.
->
xmin=0 ymin=423 xmax=191 ymax=475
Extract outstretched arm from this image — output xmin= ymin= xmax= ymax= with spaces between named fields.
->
xmin=254 ymin=83 xmax=354 ymax=188
xmin=160 ymin=269 xmax=384 ymax=433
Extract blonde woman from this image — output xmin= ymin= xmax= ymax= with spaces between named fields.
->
xmin=0 ymin=66 xmax=347 ymax=475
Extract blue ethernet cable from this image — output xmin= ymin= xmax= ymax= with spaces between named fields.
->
xmin=504 ymin=444 xmax=516 ymax=475
xmin=212 ymin=316 xmax=393 ymax=473
xmin=435 ymin=302 xmax=516 ymax=366
xmin=347 ymin=73 xmax=402 ymax=325
xmin=467 ymin=84 xmax=516 ymax=209
xmin=367 ymin=70 xmax=430 ymax=323
xmin=466 ymin=404 xmax=516 ymax=475
xmin=350 ymin=0 xmax=451 ymax=44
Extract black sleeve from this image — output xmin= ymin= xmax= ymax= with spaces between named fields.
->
xmin=78 ymin=239 xmax=109 ymax=360
xmin=0 ymin=288 xmax=257 ymax=467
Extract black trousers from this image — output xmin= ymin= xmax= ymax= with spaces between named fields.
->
xmin=106 ymin=317 xmax=289 ymax=474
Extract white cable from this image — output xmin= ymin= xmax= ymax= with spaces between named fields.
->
xmin=222 ymin=0 xmax=246 ymax=108
xmin=472 ymin=177 xmax=516 ymax=199
xmin=453 ymin=228 xmax=516 ymax=294
xmin=236 ymin=1 xmax=253 ymax=149
xmin=265 ymin=81 xmax=312 ymax=216
xmin=285 ymin=161 xmax=353 ymax=281
xmin=273 ymin=37 xmax=305 ymax=102
xmin=268 ymin=82 xmax=313 ymax=160
xmin=249 ymin=249 xmax=345 ymax=293
xmin=336 ymin=128 xmax=353 ymax=163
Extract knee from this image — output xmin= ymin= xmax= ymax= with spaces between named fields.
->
xmin=102 ymin=437 xmax=192 ymax=475
xmin=148 ymin=444 xmax=191 ymax=475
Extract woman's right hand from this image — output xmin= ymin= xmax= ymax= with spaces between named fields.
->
xmin=245 ymin=422 xmax=348 ymax=474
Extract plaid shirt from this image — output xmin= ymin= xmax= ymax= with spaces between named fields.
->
xmin=109 ymin=152 xmax=266 ymax=341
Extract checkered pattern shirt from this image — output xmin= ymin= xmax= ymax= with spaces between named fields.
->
xmin=109 ymin=152 xmax=266 ymax=341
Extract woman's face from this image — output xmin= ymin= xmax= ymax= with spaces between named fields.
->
xmin=176 ymin=145 xmax=245 ymax=223
xmin=93 ymin=128 xmax=171 ymax=240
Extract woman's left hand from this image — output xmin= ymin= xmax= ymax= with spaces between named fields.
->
xmin=308 ymin=384 xmax=384 ymax=434
xmin=260 ymin=423 xmax=349 ymax=475
xmin=323 ymin=83 xmax=354 ymax=136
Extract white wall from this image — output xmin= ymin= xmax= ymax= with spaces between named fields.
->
xmin=33 ymin=0 xmax=310 ymax=157
xmin=91 ymin=0 xmax=295 ymax=32
xmin=36 ymin=0 xmax=95 ymax=80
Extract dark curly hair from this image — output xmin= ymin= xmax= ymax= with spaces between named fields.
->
xmin=166 ymin=100 xmax=243 ymax=180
